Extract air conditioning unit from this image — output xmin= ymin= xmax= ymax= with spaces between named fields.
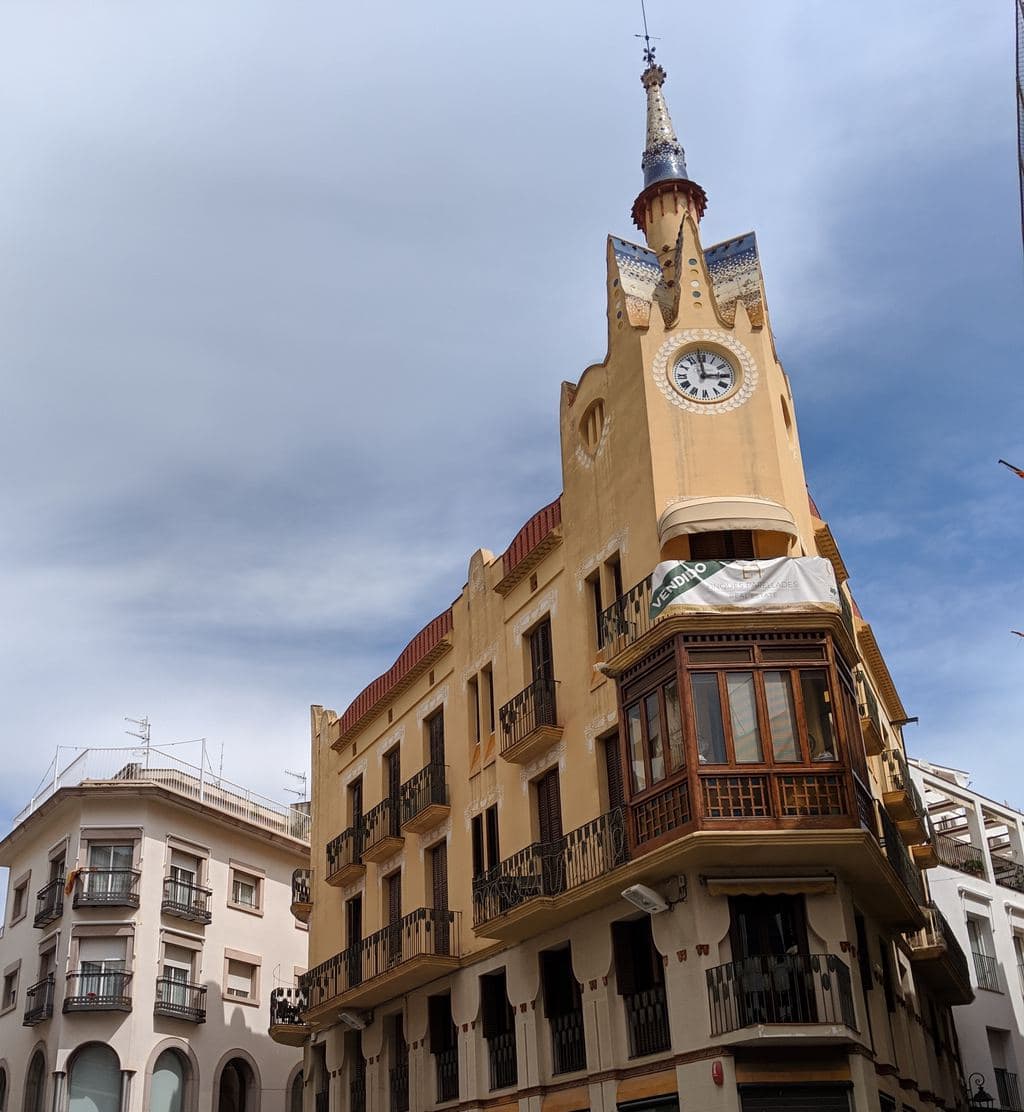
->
xmin=339 ymin=1010 xmax=371 ymax=1030
xmin=621 ymin=883 xmax=668 ymax=915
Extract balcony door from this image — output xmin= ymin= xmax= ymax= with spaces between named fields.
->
xmin=88 ymin=843 xmax=133 ymax=897
xmin=78 ymin=936 xmax=127 ymax=1000
xmin=431 ymin=842 xmax=450 ymax=955
xmin=346 ymin=894 xmax=363 ymax=987
xmin=729 ymin=895 xmax=814 ymax=1024
xmin=386 ymin=872 xmax=402 ymax=966
xmin=530 ymin=619 xmax=553 ymax=684
xmin=536 ymin=769 xmax=564 ymax=896
xmin=161 ymin=943 xmax=193 ymax=1009
xmin=428 ymin=711 xmax=445 ymax=768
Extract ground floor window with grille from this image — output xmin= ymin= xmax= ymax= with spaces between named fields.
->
xmin=481 ymin=969 xmax=517 ymax=1091
xmin=429 ymin=993 xmax=458 ymax=1103
xmin=540 ymin=945 xmax=586 ymax=1075
xmin=612 ymin=916 xmax=670 ymax=1058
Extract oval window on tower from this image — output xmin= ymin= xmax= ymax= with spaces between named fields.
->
xmin=579 ymin=399 xmax=606 ymax=455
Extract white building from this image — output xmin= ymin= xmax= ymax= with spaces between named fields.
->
xmin=0 ymin=745 xmax=310 ymax=1112
xmin=910 ymin=759 xmax=1024 ymax=1111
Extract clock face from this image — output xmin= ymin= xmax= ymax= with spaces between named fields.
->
xmin=671 ymin=348 xmax=737 ymax=403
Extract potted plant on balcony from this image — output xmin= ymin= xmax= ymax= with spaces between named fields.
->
xmin=961 ymin=857 xmax=985 ymax=877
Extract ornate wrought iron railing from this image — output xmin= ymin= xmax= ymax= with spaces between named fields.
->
xmin=878 ymin=806 xmax=925 ymax=905
xmin=905 ymin=904 xmax=971 ymax=989
xmin=599 ymin=575 xmax=652 ymax=651
xmin=880 ymin=749 xmax=927 ymax=819
xmin=472 ymin=808 xmax=628 ymax=926
xmin=498 ymin=677 xmax=558 ymax=754
xmin=270 ymin=986 xmax=308 ymax=1027
xmin=624 ymin=984 xmax=671 ymax=1058
xmin=364 ymin=797 xmax=401 ymax=852
xmin=706 ymin=953 xmax=856 ymax=1035
xmin=400 ymin=762 xmax=448 ymax=826
xmin=154 ymin=977 xmax=207 ymax=1022
xmin=326 ymin=824 xmax=364 ymax=882
xmin=551 ymin=1007 xmax=587 ymax=1074
xmin=435 ymin=1044 xmax=459 ymax=1103
xmin=487 ymin=1028 xmax=518 ymax=1091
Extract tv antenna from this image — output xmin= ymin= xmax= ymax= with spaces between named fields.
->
xmin=284 ymin=769 xmax=308 ymax=801
xmin=125 ymin=715 xmax=151 ymax=770
xmin=636 ymin=0 xmax=660 ymax=66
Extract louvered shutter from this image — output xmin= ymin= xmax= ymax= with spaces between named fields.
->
xmin=432 ymin=842 xmax=448 ymax=911
xmin=485 ymin=806 xmax=500 ymax=870
xmin=471 ymin=816 xmax=484 ymax=878
xmin=536 ymin=769 xmax=563 ymax=844
xmin=388 ymin=873 xmax=402 ymax=925
xmin=604 ymin=734 xmax=625 ymax=809
xmin=530 ymin=619 xmax=554 ymax=683
xmin=429 ymin=712 xmax=445 ymax=767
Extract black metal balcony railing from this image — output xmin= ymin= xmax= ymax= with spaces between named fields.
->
xmin=499 ymin=677 xmax=558 ymax=755
xmin=880 ymin=750 xmax=927 ymax=818
xmin=33 ymin=879 xmax=64 ymax=929
xmin=878 ymin=806 xmax=925 ymax=905
xmin=389 ymin=1056 xmax=409 ymax=1112
xmin=154 ymin=977 xmax=207 ymax=1022
xmin=487 ymin=1029 xmax=518 ymax=1091
xmin=22 ymin=974 xmax=55 ymax=1026
xmin=435 ymin=1045 xmax=459 ymax=1104
xmin=161 ymin=877 xmax=213 ymax=923
xmin=302 ymin=909 xmax=460 ymax=1011
xmin=364 ymin=797 xmax=401 ymax=850
xmin=314 ymin=1092 xmax=328 ymax=1112
xmin=270 ymin=986 xmax=308 ymax=1027
xmin=624 ymin=984 xmax=672 ymax=1058
xmin=400 ymin=762 xmax=448 ymax=827
xmin=63 ymin=970 xmax=132 ymax=1012
xmin=973 ymin=951 xmax=1001 ymax=992
xmin=934 ymin=831 xmax=987 ymax=878
xmin=706 ymin=953 xmax=856 ymax=1036
xmin=906 ymin=904 xmax=972 ymax=989
xmin=995 ymin=1067 xmax=1023 ymax=1111
xmin=599 ymin=576 xmax=652 ymax=651
xmin=473 ymin=808 xmax=628 ymax=926
xmin=72 ymin=868 xmax=141 ymax=908
xmin=327 ymin=824 xmax=364 ymax=880
xmin=858 ymin=677 xmax=882 ymax=739
xmin=551 ymin=1008 xmax=587 ymax=1074
xmin=994 ymin=856 xmax=1024 ymax=894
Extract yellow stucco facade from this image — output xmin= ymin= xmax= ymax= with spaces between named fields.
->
xmin=283 ymin=50 xmax=970 ymax=1112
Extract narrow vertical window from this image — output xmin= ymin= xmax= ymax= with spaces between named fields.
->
xmin=644 ymin=693 xmax=665 ymax=783
xmin=800 ymin=670 xmax=837 ymax=761
xmin=485 ymin=805 xmax=500 ymax=870
xmin=726 ymin=672 xmax=763 ymax=763
xmin=471 ymin=815 xmax=484 ymax=878
xmin=626 ymin=704 xmax=647 ymax=791
xmin=587 ymin=571 xmax=603 ymax=647
xmin=663 ymin=680 xmax=685 ymax=771
xmin=691 ymin=674 xmax=727 ymax=763
xmin=468 ymin=678 xmax=480 ymax=746
xmin=764 ymin=671 xmax=799 ymax=762
xmin=483 ymin=665 xmax=495 ymax=734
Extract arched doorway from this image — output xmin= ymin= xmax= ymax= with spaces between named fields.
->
xmin=150 ymin=1050 xmax=188 ymax=1112
xmin=288 ymin=1071 xmax=303 ymax=1112
xmin=23 ymin=1051 xmax=46 ymax=1112
xmin=216 ymin=1058 xmax=255 ymax=1112
xmin=0 ymin=1063 xmax=8 ymax=1112
xmin=68 ymin=1045 xmax=121 ymax=1112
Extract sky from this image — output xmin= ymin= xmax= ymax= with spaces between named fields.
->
xmin=0 ymin=0 xmax=1022 ymax=885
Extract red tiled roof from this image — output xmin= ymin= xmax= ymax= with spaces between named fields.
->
xmin=501 ymin=496 xmax=562 ymax=577
xmin=337 ymin=607 xmax=454 ymax=737
xmin=807 ymin=490 xmax=822 ymax=519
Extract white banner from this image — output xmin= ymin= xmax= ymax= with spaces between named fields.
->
xmin=648 ymin=557 xmax=840 ymax=619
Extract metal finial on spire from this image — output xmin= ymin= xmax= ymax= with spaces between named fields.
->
xmin=635 ymin=0 xmax=660 ymax=67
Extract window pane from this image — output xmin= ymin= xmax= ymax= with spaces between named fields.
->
xmin=691 ymin=674 xmax=727 ymax=764
xmin=664 ymin=680 xmax=685 ymax=771
xmin=726 ymin=672 xmax=763 ymax=763
xmin=626 ymin=704 xmax=647 ymax=792
xmin=645 ymin=693 xmax=665 ymax=783
xmin=765 ymin=671 xmax=799 ymax=762
xmin=801 ymin=670 xmax=838 ymax=761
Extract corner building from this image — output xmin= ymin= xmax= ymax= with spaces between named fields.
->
xmin=287 ymin=53 xmax=969 ymax=1112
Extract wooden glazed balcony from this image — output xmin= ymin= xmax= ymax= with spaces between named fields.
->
xmin=498 ymin=677 xmax=562 ymax=764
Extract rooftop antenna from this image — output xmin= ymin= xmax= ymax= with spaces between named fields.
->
xmin=284 ymin=769 xmax=308 ymax=802
xmin=636 ymin=0 xmax=660 ymax=66
xmin=125 ymin=715 xmax=151 ymax=771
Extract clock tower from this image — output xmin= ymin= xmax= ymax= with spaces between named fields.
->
xmin=560 ymin=52 xmax=815 ymax=576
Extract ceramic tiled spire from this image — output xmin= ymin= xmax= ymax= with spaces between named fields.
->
xmin=640 ymin=62 xmax=689 ymax=188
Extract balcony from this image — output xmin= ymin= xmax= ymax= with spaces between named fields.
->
xmin=161 ymin=877 xmax=212 ymax=924
xmin=933 ymin=831 xmax=987 ymax=878
xmin=905 ymin=904 xmax=974 ymax=1005
xmin=473 ymin=808 xmax=629 ymax=940
xmin=63 ymin=970 xmax=132 ymax=1013
xmin=326 ymin=825 xmax=365 ymax=887
xmin=487 ymin=1030 xmax=518 ymax=1091
xmin=857 ymin=676 xmax=885 ymax=756
xmin=551 ymin=1008 xmax=587 ymax=1074
xmin=400 ymin=762 xmax=450 ymax=835
xmin=879 ymin=750 xmax=929 ymax=844
xmin=973 ymin=950 xmax=1001 ymax=993
xmin=22 ymin=974 xmax=54 ymax=1026
xmin=625 ymin=985 xmax=671 ymax=1058
xmin=290 ymin=869 xmax=312 ymax=923
xmin=878 ymin=806 xmax=926 ymax=908
xmin=498 ymin=677 xmax=562 ymax=764
xmin=154 ymin=977 xmax=207 ymax=1023
xmin=706 ymin=953 xmax=857 ymax=1045
xmin=362 ymin=798 xmax=404 ymax=863
xmin=72 ymin=868 xmax=141 ymax=909
xmin=994 ymin=855 xmax=1024 ymax=894
xmin=995 ymin=1068 xmax=1023 ymax=1111
xmin=435 ymin=1044 xmax=459 ymax=1103
xmin=33 ymin=879 xmax=64 ymax=929
xmin=269 ymin=986 xmax=311 ymax=1047
xmin=302 ymin=908 xmax=461 ymax=1018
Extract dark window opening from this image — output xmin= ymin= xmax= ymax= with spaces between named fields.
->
xmin=690 ymin=530 xmax=755 ymax=560
xmin=541 ymin=946 xmax=586 ymax=1075
xmin=481 ymin=969 xmax=517 ymax=1090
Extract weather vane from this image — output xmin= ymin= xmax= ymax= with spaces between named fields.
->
xmin=636 ymin=0 xmax=660 ymax=66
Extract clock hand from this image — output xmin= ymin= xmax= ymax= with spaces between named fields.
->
xmin=697 ymin=352 xmax=707 ymax=380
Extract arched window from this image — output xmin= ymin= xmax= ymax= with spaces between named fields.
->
xmin=288 ymin=1072 xmax=303 ymax=1112
xmin=216 ymin=1059 xmax=256 ymax=1112
xmin=23 ymin=1052 xmax=45 ymax=1112
xmin=151 ymin=1051 xmax=186 ymax=1112
xmin=69 ymin=1045 xmax=121 ymax=1112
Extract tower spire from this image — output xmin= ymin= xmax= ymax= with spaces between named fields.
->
xmin=630 ymin=14 xmax=707 ymax=246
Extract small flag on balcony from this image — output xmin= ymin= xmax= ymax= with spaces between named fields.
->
xmin=998 ymin=459 xmax=1024 ymax=479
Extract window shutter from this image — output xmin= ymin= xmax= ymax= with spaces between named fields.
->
xmin=431 ymin=842 xmax=449 ymax=912
xmin=386 ymin=750 xmax=401 ymax=801
xmin=388 ymin=873 xmax=402 ymax=926
xmin=481 ymin=971 xmax=509 ymax=1038
xmin=485 ymin=805 xmax=500 ymax=870
xmin=346 ymin=895 xmax=362 ymax=946
xmin=428 ymin=994 xmax=454 ymax=1052
xmin=604 ymin=734 xmax=625 ymax=809
xmin=530 ymin=619 xmax=554 ymax=683
xmin=471 ymin=816 xmax=484 ymax=878
xmin=611 ymin=921 xmax=638 ymax=996
xmin=429 ymin=712 xmax=445 ymax=767
xmin=540 ymin=948 xmax=577 ymax=1018
xmin=536 ymin=770 xmax=563 ymax=845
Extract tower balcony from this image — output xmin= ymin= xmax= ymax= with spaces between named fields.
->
xmin=400 ymin=762 xmax=450 ymax=835
xmin=705 ymin=953 xmax=858 ymax=1046
xmin=498 ymin=677 xmax=563 ymax=764
xmin=326 ymin=825 xmax=365 ymax=887
xmin=472 ymin=808 xmax=629 ymax=941
xmin=33 ymin=879 xmax=64 ymax=929
xmin=362 ymin=797 xmax=404 ymax=863
xmin=290 ymin=868 xmax=312 ymax=923
xmin=72 ymin=868 xmax=141 ymax=909
xmin=269 ymin=986 xmax=311 ymax=1046
xmin=857 ymin=675 xmax=885 ymax=756
xmin=904 ymin=904 xmax=974 ymax=1006
xmin=302 ymin=908 xmax=461 ymax=1021
xmin=879 ymin=749 xmax=929 ymax=844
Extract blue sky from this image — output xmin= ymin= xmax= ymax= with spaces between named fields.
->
xmin=0 ymin=0 xmax=1022 ymax=887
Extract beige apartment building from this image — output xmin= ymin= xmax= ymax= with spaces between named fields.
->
xmin=0 ymin=744 xmax=309 ymax=1112
xmin=276 ymin=49 xmax=972 ymax=1112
